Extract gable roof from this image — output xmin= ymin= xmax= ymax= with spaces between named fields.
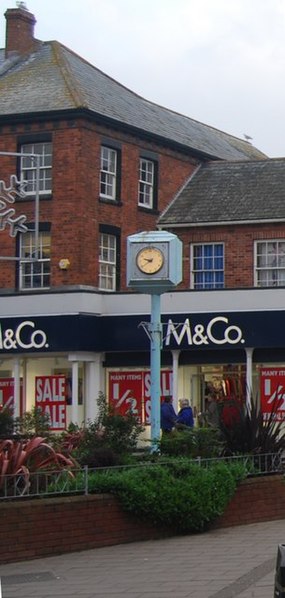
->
xmin=158 ymin=158 xmax=285 ymax=227
xmin=0 ymin=40 xmax=266 ymax=162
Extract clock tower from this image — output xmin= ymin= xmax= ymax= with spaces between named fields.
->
xmin=126 ymin=231 xmax=183 ymax=452
xmin=126 ymin=230 xmax=182 ymax=293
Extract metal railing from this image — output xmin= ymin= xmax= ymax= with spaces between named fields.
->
xmin=194 ymin=452 xmax=285 ymax=473
xmin=0 ymin=453 xmax=284 ymax=501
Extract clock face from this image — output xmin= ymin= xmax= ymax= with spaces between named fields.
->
xmin=136 ymin=246 xmax=164 ymax=274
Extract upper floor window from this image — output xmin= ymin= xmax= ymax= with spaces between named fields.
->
xmin=20 ymin=142 xmax=52 ymax=196
xmin=138 ymin=158 xmax=154 ymax=208
xmin=255 ymin=240 xmax=285 ymax=286
xmin=19 ymin=231 xmax=51 ymax=290
xmin=100 ymin=146 xmax=118 ymax=200
xmin=191 ymin=243 xmax=224 ymax=289
xmin=99 ymin=232 xmax=117 ymax=291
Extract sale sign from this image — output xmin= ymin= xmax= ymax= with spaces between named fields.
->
xmin=109 ymin=371 xmax=143 ymax=420
xmin=108 ymin=370 xmax=173 ymax=424
xmin=35 ymin=375 xmax=67 ymax=431
xmin=143 ymin=370 xmax=173 ymax=424
xmin=0 ymin=378 xmax=23 ymax=415
xmin=260 ymin=368 xmax=285 ymax=421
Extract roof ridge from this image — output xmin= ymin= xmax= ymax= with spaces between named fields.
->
xmin=204 ymin=157 xmax=285 ymax=167
xmin=50 ymin=41 xmax=85 ymax=108
xmin=159 ymin=164 xmax=202 ymax=222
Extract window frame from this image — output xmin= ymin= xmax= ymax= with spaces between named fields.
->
xmin=190 ymin=242 xmax=225 ymax=290
xmin=19 ymin=141 xmax=52 ymax=197
xmin=254 ymin=239 xmax=285 ymax=287
xmin=138 ymin=158 xmax=154 ymax=209
xmin=100 ymin=145 xmax=121 ymax=202
xmin=99 ymin=225 xmax=121 ymax=291
xmin=18 ymin=227 xmax=51 ymax=291
xmin=138 ymin=155 xmax=158 ymax=211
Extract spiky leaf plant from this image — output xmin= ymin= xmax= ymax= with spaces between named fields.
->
xmin=219 ymin=395 xmax=285 ymax=456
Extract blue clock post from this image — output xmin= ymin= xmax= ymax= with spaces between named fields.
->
xmin=126 ymin=231 xmax=182 ymax=451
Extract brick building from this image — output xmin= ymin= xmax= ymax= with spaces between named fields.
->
xmin=0 ymin=4 xmax=283 ymax=431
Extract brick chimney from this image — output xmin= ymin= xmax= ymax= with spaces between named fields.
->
xmin=4 ymin=3 xmax=39 ymax=58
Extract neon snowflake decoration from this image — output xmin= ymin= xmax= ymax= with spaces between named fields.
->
xmin=0 ymin=175 xmax=28 ymax=237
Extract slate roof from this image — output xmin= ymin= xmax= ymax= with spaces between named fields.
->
xmin=158 ymin=158 xmax=285 ymax=227
xmin=0 ymin=41 xmax=266 ymax=162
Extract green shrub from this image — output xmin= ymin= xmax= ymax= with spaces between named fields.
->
xmin=14 ymin=407 xmax=51 ymax=437
xmin=159 ymin=427 xmax=223 ymax=458
xmin=0 ymin=407 xmax=14 ymax=437
xmin=71 ymin=393 xmax=144 ymax=466
xmin=83 ymin=459 xmax=246 ymax=533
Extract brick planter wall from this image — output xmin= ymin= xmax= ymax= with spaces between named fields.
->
xmin=1 ymin=475 xmax=285 ymax=564
xmin=214 ymin=475 xmax=285 ymax=528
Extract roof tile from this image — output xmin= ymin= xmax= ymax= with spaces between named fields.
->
xmin=0 ymin=41 xmax=266 ymax=161
xmin=158 ymin=159 xmax=285 ymax=226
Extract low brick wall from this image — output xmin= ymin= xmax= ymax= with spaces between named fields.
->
xmin=0 ymin=493 xmax=166 ymax=564
xmin=1 ymin=475 xmax=285 ymax=564
xmin=214 ymin=474 xmax=285 ymax=528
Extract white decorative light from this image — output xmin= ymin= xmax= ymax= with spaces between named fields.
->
xmin=0 ymin=175 xmax=28 ymax=237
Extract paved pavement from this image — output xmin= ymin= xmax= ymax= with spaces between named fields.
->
xmin=0 ymin=518 xmax=284 ymax=598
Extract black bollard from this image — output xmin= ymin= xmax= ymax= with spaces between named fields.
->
xmin=274 ymin=544 xmax=285 ymax=597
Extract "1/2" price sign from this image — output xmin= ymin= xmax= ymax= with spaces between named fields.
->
xmin=108 ymin=370 xmax=173 ymax=423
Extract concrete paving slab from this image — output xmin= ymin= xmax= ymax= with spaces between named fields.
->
xmin=0 ymin=519 xmax=284 ymax=598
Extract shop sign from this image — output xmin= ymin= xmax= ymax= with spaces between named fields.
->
xmin=109 ymin=371 xmax=143 ymax=420
xmin=108 ymin=370 xmax=173 ymax=424
xmin=0 ymin=378 xmax=23 ymax=415
xmin=165 ymin=316 xmax=244 ymax=347
xmin=35 ymin=375 xmax=66 ymax=431
xmin=260 ymin=368 xmax=285 ymax=421
xmin=0 ymin=320 xmax=49 ymax=351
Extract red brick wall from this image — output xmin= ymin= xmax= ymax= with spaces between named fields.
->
xmin=5 ymin=8 xmax=38 ymax=57
xmin=177 ymin=223 xmax=285 ymax=289
xmin=214 ymin=475 xmax=285 ymax=528
xmin=3 ymin=117 xmax=285 ymax=293
xmin=0 ymin=119 xmax=196 ymax=291
xmin=1 ymin=476 xmax=285 ymax=564
xmin=0 ymin=493 xmax=165 ymax=564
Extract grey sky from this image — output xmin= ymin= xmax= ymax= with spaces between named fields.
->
xmin=1 ymin=0 xmax=285 ymax=158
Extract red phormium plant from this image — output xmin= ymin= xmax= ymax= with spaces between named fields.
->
xmin=0 ymin=436 xmax=77 ymax=494
xmin=59 ymin=428 xmax=86 ymax=454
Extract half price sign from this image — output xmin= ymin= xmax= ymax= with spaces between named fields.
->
xmin=108 ymin=370 xmax=173 ymax=423
xmin=0 ymin=378 xmax=23 ymax=415
xmin=260 ymin=367 xmax=285 ymax=421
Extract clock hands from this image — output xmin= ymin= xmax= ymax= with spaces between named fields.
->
xmin=143 ymin=257 xmax=153 ymax=263
xmin=136 ymin=246 xmax=164 ymax=274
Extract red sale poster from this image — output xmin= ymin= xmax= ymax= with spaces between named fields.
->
xmin=0 ymin=378 xmax=23 ymax=415
xmin=260 ymin=367 xmax=285 ymax=421
xmin=108 ymin=369 xmax=173 ymax=424
xmin=108 ymin=371 xmax=143 ymax=421
xmin=35 ymin=375 xmax=67 ymax=431
xmin=143 ymin=370 xmax=173 ymax=424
